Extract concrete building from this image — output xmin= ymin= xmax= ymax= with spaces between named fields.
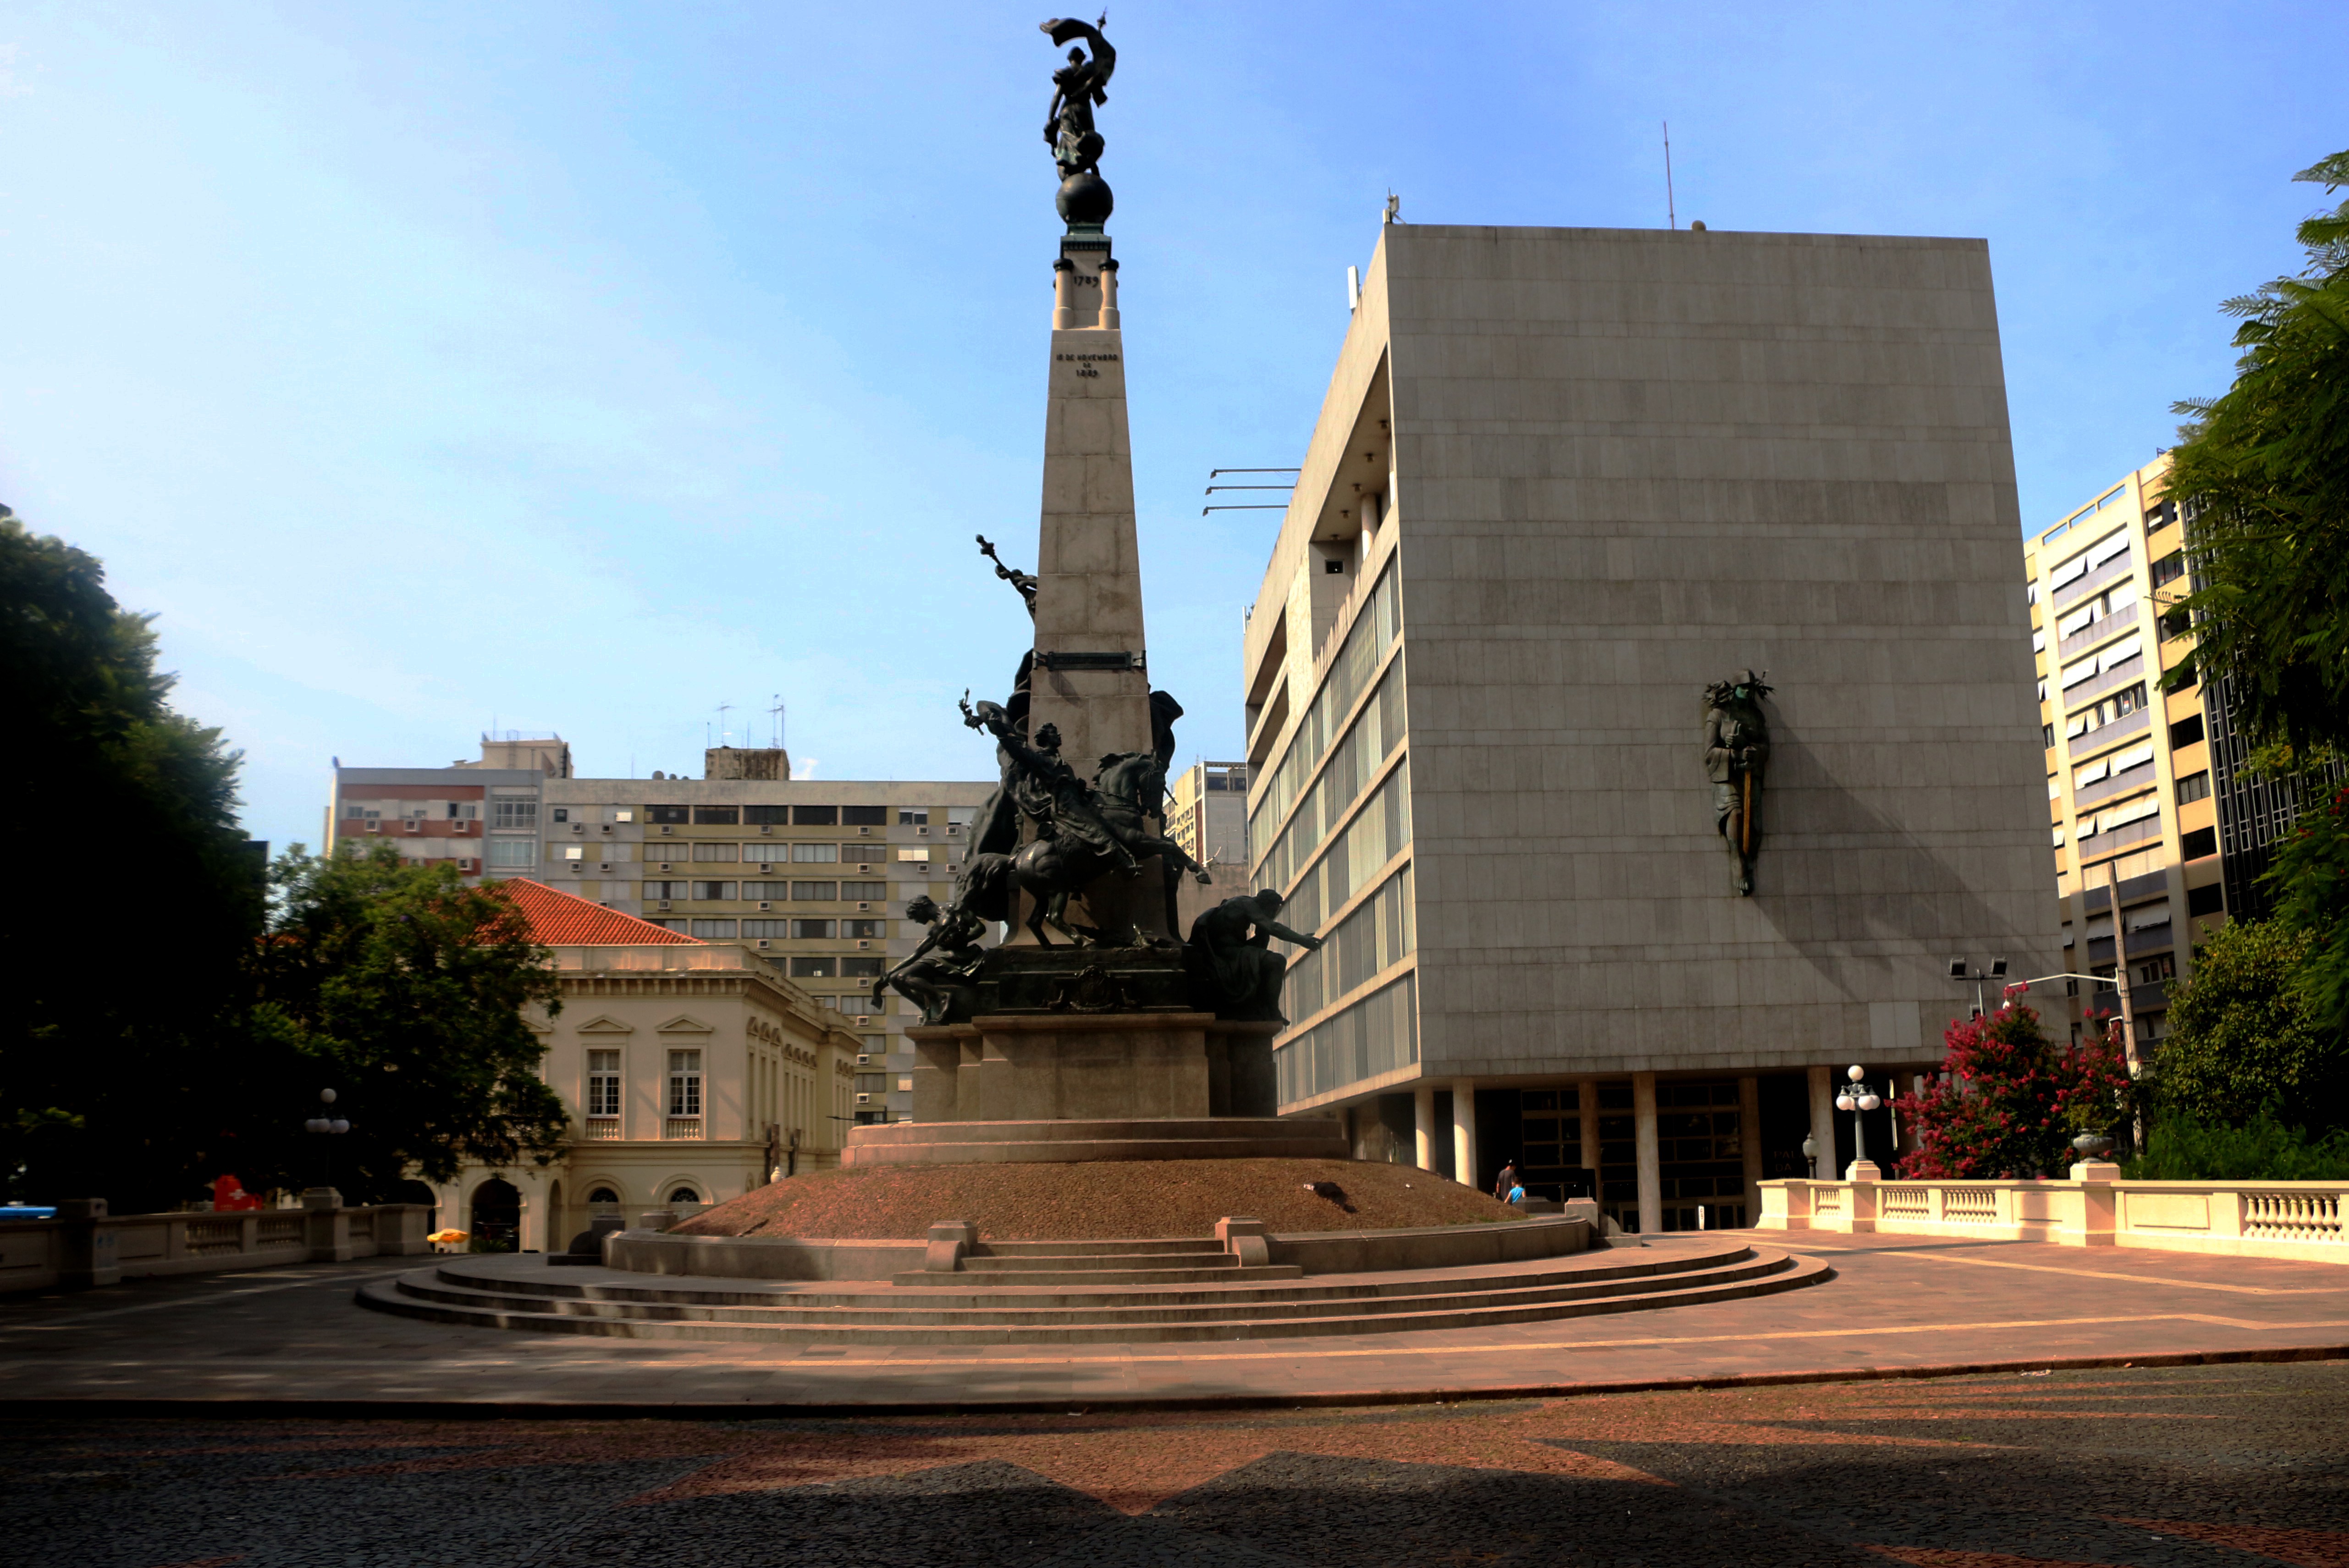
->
xmin=1167 ymin=760 xmax=1252 ymax=870
xmin=1240 ymin=221 xmax=2059 ymax=1232
xmin=420 ymin=878 xmax=862 ymax=1252
xmin=329 ymin=742 xmax=995 ymax=1125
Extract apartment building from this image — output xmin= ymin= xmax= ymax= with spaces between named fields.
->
xmin=2024 ymin=458 xmax=2212 ymax=1049
xmin=329 ymin=742 xmax=996 ymax=1125
xmin=1167 ymin=760 xmax=1252 ymax=869
xmin=421 ymin=878 xmax=863 ymax=1251
xmin=1238 ymin=221 xmax=2057 ymax=1232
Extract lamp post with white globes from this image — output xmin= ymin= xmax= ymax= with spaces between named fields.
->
xmin=1833 ymin=1064 xmax=1886 ymax=1178
xmin=304 ymin=1088 xmax=351 ymax=1194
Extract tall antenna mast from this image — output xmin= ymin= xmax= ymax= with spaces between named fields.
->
xmin=770 ymin=693 xmax=786 ymax=750
xmin=1663 ymin=120 xmax=1676 ymax=230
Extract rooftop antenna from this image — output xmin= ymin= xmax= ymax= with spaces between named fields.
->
xmin=770 ymin=694 xmax=786 ymax=750
xmin=1663 ymin=120 xmax=1676 ymax=230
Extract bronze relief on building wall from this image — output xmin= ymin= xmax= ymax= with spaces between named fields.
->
xmin=1704 ymin=670 xmax=1772 ymax=895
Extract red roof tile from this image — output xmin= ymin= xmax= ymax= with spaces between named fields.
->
xmin=494 ymin=878 xmax=703 ymax=946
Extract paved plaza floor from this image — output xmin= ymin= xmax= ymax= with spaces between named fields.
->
xmin=5 ymin=1362 xmax=2347 ymax=1566
xmin=0 ymin=1233 xmax=2343 ymax=1412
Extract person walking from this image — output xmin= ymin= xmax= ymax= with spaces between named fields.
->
xmin=1493 ymin=1158 xmax=1519 ymax=1202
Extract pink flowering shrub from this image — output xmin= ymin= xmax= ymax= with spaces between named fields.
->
xmin=1902 ymin=987 xmax=2134 ymax=1179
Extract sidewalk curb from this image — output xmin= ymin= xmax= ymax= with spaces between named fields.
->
xmin=4 ymin=1341 xmax=2343 ymax=1421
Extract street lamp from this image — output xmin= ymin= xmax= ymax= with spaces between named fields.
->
xmin=1945 ymin=957 xmax=2009 ymax=1018
xmin=1834 ymin=1064 xmax=1885 ymax=1173
xmin=1800 ymin=1133 xmax=1821 ymax=1180
xmin=304 ymin=1088 xmax=350 ymax=1192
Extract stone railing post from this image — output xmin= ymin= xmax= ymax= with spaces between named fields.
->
xmin=2211 ymin=1186 xmax=2247 ymax=1239
xmin=57 ymin=1198 xmax=119 ymax=1290
xmin=303 ymin=1188 xmax=354 ymax=1263
xmin=2069 ymin=1161 xmax=2118 ymax=1248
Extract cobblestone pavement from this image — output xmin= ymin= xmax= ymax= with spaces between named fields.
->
xmin=3 ymin=1237 xmax=2346 ymax=1411
xmin=4 ymin=1363 xmax=2346 ymax=1567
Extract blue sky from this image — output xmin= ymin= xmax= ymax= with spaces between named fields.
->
xmin=1 ymin=2 xmax=2341 ymax=854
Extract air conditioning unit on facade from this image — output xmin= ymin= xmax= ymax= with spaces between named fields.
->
xmin=858 ymin=824 xmax=871 ymax=835
xmin=660 ymin=824 xmax=673 ymax=834
xmin=657 ymin=900 xmax=672 ymax=911
xmin=856 ymin=1093 xmax=872 ymax=1104
xmin=598 ymin=862 xmax=611 ymax=871
xmin=756 ymin=939 xmax=770 ymax=949
xmin=404 ymin=820 xmax=422 ymax=833
xmin=569 ymin=863 xmax=583 ymax=874
xmin=856 ymin=939 xmax=870 ymax=950
xmin=760 ymin=824 xmax=773 ymax=834
xmin=572 ymin=823 xmax=585 ymax=834
xmin=658 ymin=861 xmax=673 ymax=871
xmin=600 ymin=823 xmax=613 ymax=834
xmin=856 ymin=1054 xmax=871 ymax=1066
xmin=857 ymin=901 xmax=871 ymax=911
xmin=917 ymin=825 xmax=929 ymax=836
xmin=757 ymin=862 xmax=773 ymax=872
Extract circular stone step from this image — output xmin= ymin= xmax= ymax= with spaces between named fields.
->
xmin=355 ymin=1238 xmax=1832 ymax=1346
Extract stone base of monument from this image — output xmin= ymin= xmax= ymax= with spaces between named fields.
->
xmin=841 ymin=1115 xmax=1345 ymax=1167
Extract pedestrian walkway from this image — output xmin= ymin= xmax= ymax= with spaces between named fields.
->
xmin=3 ymin=1231 xmax=2343 ymax=1412
xmin=6 ymin=1363 xmax=2347 ymax=1566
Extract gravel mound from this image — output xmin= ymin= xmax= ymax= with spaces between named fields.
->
xmin=673 ymin=1158 xmax=1520 ymax=1241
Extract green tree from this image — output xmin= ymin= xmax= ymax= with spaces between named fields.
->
xmin=2159 ymin=149 xmax=2349 ymax=755
xmin=2261 ymin=785 xmax=2349 ymax=1058
xmin=1903 ymin=992 xmax=2134 ymax=1179
xmin=0 ymin=508 xmax=262 ymax=1209
xmin=244 ymin=843 xmax=571 ymax=1200
xmin=2154 ymin=916 xmax=2343 ymax=1130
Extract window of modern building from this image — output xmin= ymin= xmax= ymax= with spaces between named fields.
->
xmin=692 ymin=843 xmax=738 ymax=862
xmin=855 ymin=1072 xmax=888 ymax=1094
xmin=690 ymin=880 xmax=736 ymax=901
xmin=645 ymin=918 xmax=689 ymax=932
xmin=742 ymin=881 xmax=789 ymax=900
xmin=844 ymin=918 xmax=884 ymax=939
xmin=947 ymin=807 xmax=976 ymax=829
xmin=843 ymin=805 xmax=887 ymax=826
xmin=792 ymin=844 xmax=839 ymax=863
xmin=692 ymin=806 xmax=739 ymax=825
xmin=2187 ymin=882 xmax=2225 ymax=917
xmin=2150 ymin=552 xmax=2185 ymax=588
xmin=744 ymin=805 xmax=788 ymax=825
xmin=647 ymin=805 xmax=689 ymax=824
xmin=486 ymin=840 xmax=537 ymax=867
xmin=551 ymin=808 xmax=569 ymax=823
xmin=899 ymin=809 xmax=930 ymax=825
xmin=2176 ymin=770 xmax=2211 ymax=804
xmin=666 ymin=1050 xmax=702 ymax=1117
xmin=2042 ymin=723 xmax=2056 ymax=749
xmin=793 ymin=919 xmax=836 ymax=939
xmin=2169 ymin=713 xmax=2205 ymax=749
xmin=793 ymin=805 xmax=838 ymax=825
xmin=792 ymin=881 xmax=838 ymax=901
xmin=603 ymin=807 xmax=635 ymax=823
xmin=689 ymin=919 xmax=736 ymax=939
xmin=842 ymin=957 xmax=885 ymax=978
xmin=897 ymin=847 xmax=930 ymax=862
xmin=742 ymin=919 xmax=787 ymax=938
xmin=586 ymin=1050 xmax=621 ymax=1118
xmin=2137 ymin=953 xmax=2178 ymax=984
xmin=841 ymin=881 xmax=886 ymax=901
xmin=644 ymin=879 xmax=688 ymax=900
xmin=2182 ymin=826 xmax=2218 ymax=860
xmin=790 ymin=957 xmax=834 ymax=978
xmin=493 ymin=797 xmax=538 ymax=830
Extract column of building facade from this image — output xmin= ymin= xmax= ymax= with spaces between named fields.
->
xmin=1632 ymin=1072 xmax=1662 ymax=1235
xmin=1450 ymin=1077 xmax=1478 ymax=1191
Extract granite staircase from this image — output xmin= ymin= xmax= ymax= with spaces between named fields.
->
xmin=357 ymin=1236 xmax=1829 ymax=1346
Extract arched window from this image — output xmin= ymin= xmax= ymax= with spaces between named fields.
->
xmin=587 ymin=1187 xmax=620 ymax=1206
xmin=667 ymin=1186 xmax=701 ymax=1204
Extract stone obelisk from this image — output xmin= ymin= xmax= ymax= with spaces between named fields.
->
xmin=1028 ymin=236 xmax=1148 ymax=773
